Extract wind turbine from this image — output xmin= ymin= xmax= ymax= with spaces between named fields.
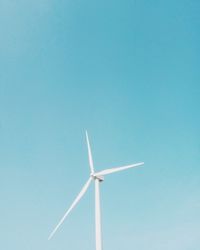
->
xmin=48 ymin=131 xmax=144 ymax=250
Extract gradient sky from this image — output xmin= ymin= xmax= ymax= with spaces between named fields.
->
xmin=0 ymin=0 xmax=200 ymax=249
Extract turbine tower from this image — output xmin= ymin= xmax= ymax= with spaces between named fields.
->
xmin=48 ymin=131 xmax=144 ymax=250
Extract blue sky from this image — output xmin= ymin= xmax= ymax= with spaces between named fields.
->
xmin=0 ymin=0 xmax=200 ymax=249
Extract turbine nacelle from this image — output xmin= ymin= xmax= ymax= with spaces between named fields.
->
xmin=91 ymin=173 xmax=104 ymax=182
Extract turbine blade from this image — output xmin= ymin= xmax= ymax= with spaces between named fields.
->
xmin=48 ymin=177 xmax=92 ymax=240
xmin=86 ymin=131 xmax=94 ymax=173
xmin=94 ymin=162 xmax=144 ymax=176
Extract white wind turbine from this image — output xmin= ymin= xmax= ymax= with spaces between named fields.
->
xmin=48 ymin=131 xmax=144 ymax=250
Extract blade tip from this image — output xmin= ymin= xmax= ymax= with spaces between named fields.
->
xmin=139 ymin=162 xmax=144 ymax=166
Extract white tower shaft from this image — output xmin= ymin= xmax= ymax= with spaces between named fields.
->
xmin=95 ymin=179 xmax=103 ymax=250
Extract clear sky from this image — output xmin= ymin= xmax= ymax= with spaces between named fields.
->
xmin=0 ymin=0 xmax=200 ymax=249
